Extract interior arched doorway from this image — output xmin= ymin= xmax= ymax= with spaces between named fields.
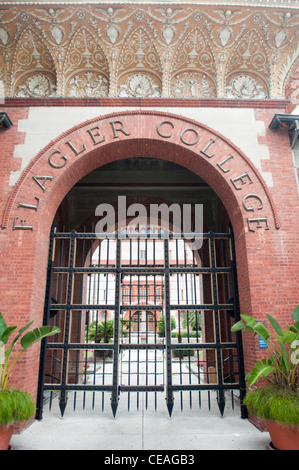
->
xmin=3 ymin=111 xmax=279 ymax=420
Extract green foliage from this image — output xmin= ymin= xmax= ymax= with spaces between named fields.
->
xmin=172 ymin=349 xmax=194 ymax=358
xmin=231 ymin=304 xmax=299 ymax=390
xmin=0 ymin=388 xmax=36 ymax=426
xmin=0 ymin=311 xmax=60 ymax=390
xmin=244 ymin=387 xmax=299 ymax=426
xmin=87 ymin=319 xmax=114 ymax=343
xmin=182 ymin=310 xmax=201 ymax=331
xmin=158 ymin=315 xmax=176 ymax=336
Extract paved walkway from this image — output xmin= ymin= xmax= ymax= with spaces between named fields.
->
xmin=11 ymin=389 xmax=270 ymax=451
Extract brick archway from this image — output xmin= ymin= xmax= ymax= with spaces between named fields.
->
xmin=0 ymin=110 xmax=280 ymax=398
xmin=3 ymin=110 xmax=279 ymax=233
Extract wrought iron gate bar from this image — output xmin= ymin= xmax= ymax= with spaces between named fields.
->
xmin=164 ymin=237 xmax=174 ymax=416
xmin=120 ymin=344 xmax=165 ymax=350
xmin=52 ymin=267 xmax=233 ymax=273
xmin=48 ymin=303 xmax=235 ymax=311
xmin=111 ymin=235 xmax=121 ymax=416
xmin=168 ymin=343 xmax=237 ymax=350
xmin=48 ymin=304 xmax=116 ymax=310
xmin=46 ymin=343 xmax=115 ymax=350
xmin=37 ymin=227 xmax=246 ymax=420
xmin=169 ymin=304 xmax=233 ymax=310
xmin=51 ymin=232 xmax=233 ymax=239
xmin=43 ymin=385 xmax=114 ymax=392
xmin=169 ymin=384 xmax=240 ymax=391
xmin=58 ymin=229 xmax=76 ymax=417
xmin=119 ymin=386 xmax=164 ymax=392
xmin=210 ymin=230 xmax=226 ymax=416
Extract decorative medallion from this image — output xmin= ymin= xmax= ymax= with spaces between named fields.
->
xmin=225 ymin=74 xmax=268 ymax=99
xmin=15 ymin=73 xmax=56 ymax=97
xmin=118 ymin=73 xmax=161 ymax=97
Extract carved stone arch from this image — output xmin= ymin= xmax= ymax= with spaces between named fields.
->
xmin=10 ymin=26 xmax=57 ymax=98
xmin=169 ymin=27 xmax=217 ymax=98
xmin=225 ymin=29 xmax=270 ymax=99
xmin=117 ymin=26 xmax=162 ymax=97
xmin=63 ymin=26 xmax=110 ymax=97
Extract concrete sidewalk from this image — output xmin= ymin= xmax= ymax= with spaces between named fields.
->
xmin=10 ymin=391 xmax=270 ymax=451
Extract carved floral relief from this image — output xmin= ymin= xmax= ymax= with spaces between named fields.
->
xmin=11 ymin=27 xmax=57 ymax=97
xmin=0 ymin=5 xmax=297 ymax=99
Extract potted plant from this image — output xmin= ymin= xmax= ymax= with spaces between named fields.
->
xmin=231 ymin=304 xmax=299 ymax=450
xmin=0 ymin=312 xmax=60 ymax=450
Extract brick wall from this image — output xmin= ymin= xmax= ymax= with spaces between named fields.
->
xmin=0 ymin=101 xmax=298 ymax=429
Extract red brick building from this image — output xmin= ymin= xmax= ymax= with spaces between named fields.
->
xmin=0 ymin=0 xmax=298 ymax=427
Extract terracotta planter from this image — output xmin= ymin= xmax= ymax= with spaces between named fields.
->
xmin=267 ymin=420 xmax=299 ymax=450
xmin=0 ymin=425 xmax=14 ymax=451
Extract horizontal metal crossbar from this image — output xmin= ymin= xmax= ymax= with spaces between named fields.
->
xmin=52 ymin=267 xmax=233 ymax=274
xmin=170 ymin=384 xmax=241 ymax=392
xmin=120 ymin=343 xmax=165 ymax=350
xmin=43 ymin=385 xmax=114 ymax=392
xmin=49 ymin=304 xmax=116 ymax=310
xmin=169 ymin=342 xmax=237 ymax=350
xmin=169 ymin=304 xmax=234 ymax=310
xmin=119 ymin=385 xmax=164 ymax=392
xmin=46 ymin=343 xmax=116 ymax=350
xmin=49 ymin=303 xmax=234 ymax=310
xmin=52 ymin=232 xmax=233 ymax=240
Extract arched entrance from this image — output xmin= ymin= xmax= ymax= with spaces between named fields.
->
xmin=36 ymin=154 xmax=247 ymax=419
xmin=2 ymin=111 xmax=279 ymax=420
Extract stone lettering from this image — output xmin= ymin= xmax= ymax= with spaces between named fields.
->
xmin=18 ymin=197 xmax=41 ymax=211
xmin=180 ymin=128 xmax=200 ymax=146
xmin=110 ymin=120 xmax=130 ymax=139
xmin=48 ymin=150 xmax=68 ymax=169
xmin=243 ymin=194 xmax=263 ymax=212
xmin=217 ymin=154 xmax=234 ymax=173
xmin=32 ymin=176 xmax=54 ymax=192
xmin=66 ymin=140 xmax=86 ymax=156
xmin=10 ymin=117 xmax=272 ymax=235
xmin=13 ymin=216 xmax=34 ymax=231
xmin=247 ymin=217 xmax=269 ymax=232
xmin=200 ymin=139 xmax=216 ymax=158
xmin=231 ymin=172 xmax=253 ymax=190
xmin=157 ymin=121 xmax=174 ymax=138
xmin=87 ymin=126 xmax=106 ymax=146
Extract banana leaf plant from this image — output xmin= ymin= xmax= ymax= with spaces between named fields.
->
xmin=0 ymin=312 xmax=60 ymax=390
xmin=231 ymin=304 xmax=299 ymax=390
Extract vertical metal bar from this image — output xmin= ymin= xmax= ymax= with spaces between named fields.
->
xmin=164 ymin=237 xmax=174 ymax=416
xmin=59 ymin=229 xmax=76 ymax=417
xmin=230 ymin=228 xmax=248 ymax=419
xmin=36 ymin=222 xmax=56 ymax=420
xmin=210 ymin=231 xmax=225 ymax=416
xmin=111 ymin=232 xmax=121 ymax=417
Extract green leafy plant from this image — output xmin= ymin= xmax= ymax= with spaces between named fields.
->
xmin=86 ymin=319 xmax=114 ymax=344
xmin=0 ymin=312 xmax=60 ymax=390
xmin=0 ymin=388 xmax=36 ymax=426
xmin=243 ymin=387 xmax=299 ymax=426
xmin=231 ymin=304 xmax=299 ymax=390
xmin=158 ymin=315 xmax=176 ymax=337
xmin=183 ymin=310 xmax=201 ymax=331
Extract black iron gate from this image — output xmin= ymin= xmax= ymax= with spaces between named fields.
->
xmin=36 ymin=227 xmax=247 ymax=419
